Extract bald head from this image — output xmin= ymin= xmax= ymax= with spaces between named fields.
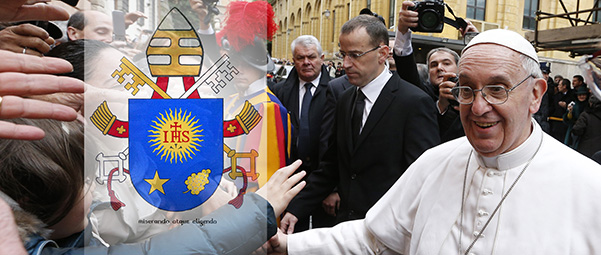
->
xmin=67 ymin=10 xmax=113 ymax=43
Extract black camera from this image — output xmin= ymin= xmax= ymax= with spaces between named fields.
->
xmin=408 ymin=0 xmax=445 ymax=33
xmin=202 ymin=0 xmax=220 ymax=24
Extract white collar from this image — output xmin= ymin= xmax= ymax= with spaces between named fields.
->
xmin=476 ymin=118 xmax=543 ymax=170
xmin=299 ymin=72 xmax=321 ymax=88
xmin=359 ymin=66 xmax=392 ymax=104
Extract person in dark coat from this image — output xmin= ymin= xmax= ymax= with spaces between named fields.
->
xmin=271 ymin=35 xmax=337 ymax=231
xmin=391 ymin=1 xmax=479 ymax=142
xmin=534 ymin=62 xmax=553 ymax=133
xmin=280 ymin=15 xmax=439 ymax=233
xmin=563 ymin=86 xmax=590 ymax=147
xmin=572 ymin=95 xmax=601 ymax=158
xmin=549 ymin=78 xmax=574 ymax=141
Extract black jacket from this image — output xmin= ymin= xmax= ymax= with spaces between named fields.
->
xmin=271 ymin=65 xmax=331 ymax=172
xmin=287 ymin=73 xmax=440 ymax=223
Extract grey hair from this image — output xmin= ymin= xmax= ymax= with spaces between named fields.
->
xmin=426 ymin=47 xmax=460 ymax=65
xmin=291 ymin=35 xmax=323 ymax=56
xmin=521 ymin=55 xmax=543 ymax=78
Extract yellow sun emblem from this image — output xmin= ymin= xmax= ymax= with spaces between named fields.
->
xmin=148 ymin=108 xmax=203 ymax=163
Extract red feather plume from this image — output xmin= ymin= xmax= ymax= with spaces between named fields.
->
xmin=217 ymin=1 xmax=278 ymax=51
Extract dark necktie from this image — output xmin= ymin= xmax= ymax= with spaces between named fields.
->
xmin=352 ymin=89 xmax=366 ymax=146
xmin=297 ymin=83 xmax=313 ymax=159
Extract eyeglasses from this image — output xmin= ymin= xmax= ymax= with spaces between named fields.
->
xmin=335 ymin=45 xmax=381 ymax=60
xmin=451 ymin=75 xmax=534 ymax=105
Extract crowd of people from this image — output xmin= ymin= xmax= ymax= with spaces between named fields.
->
xmin=535 ymin=64 xmax=601 ymax=159
xmin=0 ymin=0 xmax=600 ymax=254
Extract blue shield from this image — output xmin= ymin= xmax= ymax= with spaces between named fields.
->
xmin=129 ymin=99 xmax=223 ymax=211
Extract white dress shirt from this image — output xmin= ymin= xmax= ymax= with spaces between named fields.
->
xmin=297 ymin=73 xmax=321 ymax=118
xmin=356 ymin=67 xmax=392 ymax=133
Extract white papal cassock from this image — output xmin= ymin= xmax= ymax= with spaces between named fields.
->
xmin=288 ymin=119 xmax=601 ymax=255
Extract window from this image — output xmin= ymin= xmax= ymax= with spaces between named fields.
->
xmin=523 ymin=0 xmax=538 ymax=30
xmin=137 ymin=0 xmax=144 ymax=26
xmin=595 ymin=0 xmax=601 ymax=23
xmin=121 ymin=0 xmax=129 ymax=12
xmin=332 ymin=10 xmax=336 ymax=43
xmin=466 ymin=0 xmax=486 ymax=20
xmin=389 ymin=0 xmax=396 ymax=28
xmin=367 ymin=0 xmax=371 ymax=10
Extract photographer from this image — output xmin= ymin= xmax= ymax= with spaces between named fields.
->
xmin=394 ymin=0 xmax=477 ymax=142
xmin=188 ymin=0 xmax=222 ymax=65
xmin=267 ymin=27 xmax=601 ymax=255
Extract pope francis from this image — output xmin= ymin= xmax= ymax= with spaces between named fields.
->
xmin=268 ymin=28 xmax=601 ymax=255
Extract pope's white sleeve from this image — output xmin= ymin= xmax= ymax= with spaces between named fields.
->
xmin=288 ymin=219 xmax=402 ymax=255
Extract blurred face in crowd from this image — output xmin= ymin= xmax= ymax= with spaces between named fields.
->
xmin=573 ymin=77 xmax=583 ymax=88
xmin=387 ymin=50 xmax=396 ymax=71
xmin=554 ymin=76 xmax=563 ymax=85
xmin=558 ymin=80 xmax=568 ymax=93
xmin=428 ymin=51 xmax=458 ymax=87
xmin=292 ymin=44 xmax=323 ymax=82
xmin=339 ymin=27 xmax=388 ymax=87
xmin=70 ymin=11 xmax=113 ymax=43
xmin=230 ymin=57 xmax=263 ymax=93
xmin=578 ymin=93 xmax=588 ymax=102
xmin=458 ymin=44 xmax=546 ymax=157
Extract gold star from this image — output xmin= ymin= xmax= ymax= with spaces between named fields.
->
xmin=145 ymin=170 xmax=169 ymax=195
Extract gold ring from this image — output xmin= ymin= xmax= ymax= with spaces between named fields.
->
xmin=0 ymin=96 xmax=3 ymax=113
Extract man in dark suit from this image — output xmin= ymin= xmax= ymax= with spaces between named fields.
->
xmin=549 ymin=78 xmax=574 ymax=141
xmin=391 ymin=1 xmax=479 ymax=143
xmin=280 ymin=15 xmax=440 ymax=233
xmin=271 ymin=35 xmax=336 ymax=232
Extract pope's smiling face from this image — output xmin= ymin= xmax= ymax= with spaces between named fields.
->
xmin=458 ymin=44 xmax=546 ymax=157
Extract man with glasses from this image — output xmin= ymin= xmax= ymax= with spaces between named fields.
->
xmin=279 ymin=14 xmax=439 ymax=234
xmin=268 ymin=29 xmax=601 ymax=255
xmin=394 ymin=1 xmax=479 ymax=142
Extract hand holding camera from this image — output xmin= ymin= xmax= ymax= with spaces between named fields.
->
xmin=438 ymin=73 xmax=459 ymax=110
xmin=407 ymin=0 xmax=445 ymax=33
xmin=401 ymin=0 xmax=469 ymax=34
xmin=397 ymin=1 xmax=419 ymax=34
xmin=568 ymin=101 xmax=576 ymax=112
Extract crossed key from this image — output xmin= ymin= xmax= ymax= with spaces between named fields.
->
xmin=111 ymin=57 xmax=171 ymax=99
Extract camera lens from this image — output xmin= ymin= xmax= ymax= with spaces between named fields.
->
xmin=420 ymin=10 xmax=440 ymax=29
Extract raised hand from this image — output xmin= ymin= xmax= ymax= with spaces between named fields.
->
xmin=0 ymin=0 xmax=69 ymax=22
xmin=256 ymin=160 xmax=306 ymax=216
xmin=0 ymin=50 xmax=84 ymax=140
